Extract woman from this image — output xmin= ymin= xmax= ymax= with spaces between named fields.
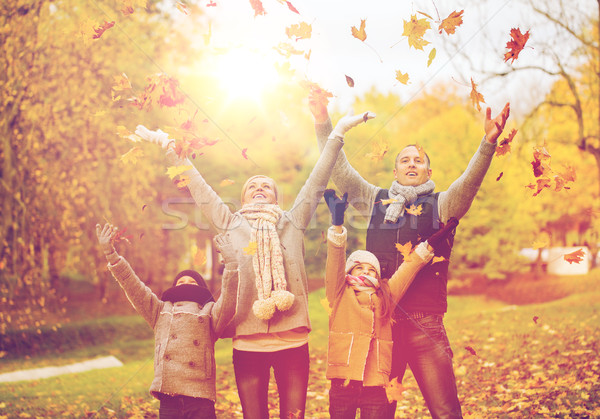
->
xmin=135 ymin=108 xmax=374 ymax=418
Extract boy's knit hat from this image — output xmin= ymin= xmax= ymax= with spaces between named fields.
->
xmin=172 ymin=270 xmax=207 ymax=288
xmin=345 ymin=250 xmax=381 ymax=278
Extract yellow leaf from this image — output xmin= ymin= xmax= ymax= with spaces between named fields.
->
xmin=385 ymin=377 xmax=405 ymax=402
xmin=381 ymin=198 xmax=398 ymax=206
xmin=438 ymin=10 xmax=464 ymax=35
xmin=395 ymin=70 xmax=409 ymax=85
xmin=286 ymin=22 xmax=312 ymax=40
xmin=351 ymin=19 xmax=367 ymax=41
xmin=243 ymin=241 xmax=258 ymax=255
xmin=320 ymin=298 xmax=332 ymax=316
xmin=219 ymin=178 xmax=235 ymax=187
xmin=112 ymin=73 xmax=132 ymax=92
xmin=405 ymin=204 xmax=422 ymax=216
xmin=166 ymin=165 xmax=192 ymax=179
xmin=470 ymin=78 xmax=485 ymax=112
xmin=365 ymin=140 xmax=389 ymax=162
xmin=432 ymin=256 xmax=446 ymax=264
xmin=175 ymin=175 xmax=190 ymax=189
xmin=120 ymin=147 xmax=143 ymax=165
xmin=531 ymin=234 xmax=549 ymax=249
xmin=402 ymin=15 xmax=431 ymax=50
xmin=395 ymin=242 xmax=413 ymax=261
xmin=116 ymin=126 xmax=142 ymax=142
xmin=427 ymin=48 xmax=436 ymax=67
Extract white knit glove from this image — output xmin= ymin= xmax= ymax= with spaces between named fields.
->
xmin=135 ymin=125 xmax=174 ymax=149
xmin=328 ymin=110 xmax=376 ymax=140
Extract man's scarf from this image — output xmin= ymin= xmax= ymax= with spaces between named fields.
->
xmin=238 ymin=203 xmax=294 ymax=320
xmin=384 ymin=179 xmax=435 ymax=223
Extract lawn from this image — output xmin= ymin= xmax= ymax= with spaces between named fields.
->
xmin=1 ymin=283 xmax=599 ymax=418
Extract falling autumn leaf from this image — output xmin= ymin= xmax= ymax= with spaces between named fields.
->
xmin=351 ymin=19 xmax=367 ymax=41
xmin=286 ymin=22 xmax=312 ymax=41
xmin=496 ymin=172 xmax=503 ymax=181
xmin=219 ymin=178 xmax=235 ymax=187
xmin=112 ymin=73 xmax=132 ymax=92
xmin=533 ymin=316 xmax=539 ymax=324
xmin=405 ymin=204 xmax=423 ymax=216
xmin=395 ymin=70 xmax=409 ymax=85
xmin=206 ymin=0 xmax=216 ymax=6
xmin=470 ymin=78 xmax=485 ymax=112
xmin=166 ymin=165 xmax=192 ymax=179
xmin=345 ymin=75 xmax=355 ymax=88
xmin=120 ymin=147 xmax=143 ymax=165
xmin=176 ymin=1 xmax=191 ymax=15
xmin=175 ymin=175 xmax=191 ymax=189
xmin=92 ymin=21 xmax=115 ymax=40
xmin=402 ymin=15 xmax=431 ymax=50
xmin=504 ymin=28 xmax=530 ymax=63
xmin=249 ymin=0 xmax=266 ymax=16
xmin=141 ymin=204 xmax=147 ymax=212
xmin=121 ymin=0 xmax=146 ymax=15
xmin=438 ymin=10 xmax=464 ymax=35
xmin=427 ymin=48 xmax=436 ymax=67
xmin=320 ymin=298 xmax=332 ymax=316
xmin=432 ymin=256 xmax=446 ymax=264
xmin=496 ymin=128 xmax=518 ymax=156
xmin=243 ymin=241 xmax=258 ymax=255
xmin=385 ymin=377 xmax=405 ymax=402
xmin=365 ymin=140 xmax=389 ymax=162
xmin=395 ymin=242 xmax=413 ymax=262
xmin=284 ymin=0 xmax=299 ymax=14
xmin=564 ymin=248 xmax=585 ymax=264
xmin=465 ymin=346 xmax=477 ymax=356
xmin=241 ymin=148 xmax=249 ymax=160
xmin=532 ymin=234 xmax=549 ymax=249
xmin=302 ymin=80 xmax=333 ymax=109
xmin=559 ymin=164 xmax=576 ymax=182
xmin=131 ymin=73 xmax=185 ymax=111
xmin=116 ymin=126 xmax=142 ymax=143
xmin=531 ymin=142 xmax=552 ymax=178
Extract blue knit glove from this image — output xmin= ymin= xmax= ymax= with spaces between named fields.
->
xmin=323 ymin=189 xmax=348 ymax=226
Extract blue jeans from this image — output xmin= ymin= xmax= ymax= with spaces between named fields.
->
xmin=390 ymin=314 xmax=462 ymax=419
xmin=233 ymin=344 xmax=309 ymax=419
xmin=329 ymin=379 xmax=393 ymax=419
xmin=157 ymin=394 xmax=216 ymax=419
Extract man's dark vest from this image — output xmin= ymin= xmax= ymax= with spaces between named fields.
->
xmin=366 ymin=189 xmax=454 ymax=315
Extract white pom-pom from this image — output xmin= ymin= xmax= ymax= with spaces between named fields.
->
xmin=271 ymin=290 xmax=294 ymax=311
xmin=252 ymin=298 xmax=276 ymax=320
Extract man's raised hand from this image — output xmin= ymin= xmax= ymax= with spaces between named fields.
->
xmin=135 ymin=125 xmax=175 ymax=149
xmin=484 ymin=102 xmax=510 ymax=144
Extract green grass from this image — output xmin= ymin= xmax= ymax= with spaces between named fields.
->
xmin=1 ymin=282 xmax=599 ymax=418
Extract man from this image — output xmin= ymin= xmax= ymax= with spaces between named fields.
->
xmin=311 ymin=98 xmax=510 ymax=418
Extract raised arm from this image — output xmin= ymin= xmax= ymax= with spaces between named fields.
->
xmin=438 ymin=103 xmax=510 ymax=222
xmin=209 ymin=233 xmax=239 ymax=338
xmin=323 ymin=189 xmax=350 ymax=304
xmin=135 ymin=125 xmax=236 ymax=232
xmin=310 ymin=95 xmax=379 ymax=215
xmin=96 ymin=223 xmax=163 ymax=327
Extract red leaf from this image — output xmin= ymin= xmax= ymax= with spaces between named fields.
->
xmin=242 ymin=148 xmax=249 ymax=159
xmin=533 ymin=316 xmax=539 ymax=324
xmin=92 ymin=21 xmax=115 ymax=39
xmin=564 ymin=248 xmax=585 ymax=264
xmin=465 ymin=346 xmax=477 ymax=356
xmin=469 ymin=78 xmax=485 ymax=112
xmin=504 ymin=28 xmax=530 ymax=63
xmin=345 ymin=75 xmax=355 ymax=87
xmin=285 ymin=0 xmax=299 ymax=14
xmin=206 ymin=1 xmax=217 ymax=6
xmin=496 ymin=128 xmax=518 ymax=156
xmin=249 ymin=0 xmax=266 ymax=16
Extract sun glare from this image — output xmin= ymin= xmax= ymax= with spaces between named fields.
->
xmin=213 ymin=48 xmax=281 ymax=103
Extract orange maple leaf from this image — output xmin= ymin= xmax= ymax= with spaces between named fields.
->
xmin=92 ymin=20 xmax=115 ymax=39
xmin=495 ymin=128 xmax=518 ymax=156
xmin=395 ymin=242 xmax=413 ymax=261
xmin=470 ymin=78 xmax=485 ymax=112
xmin=405 ymin=204 xmax=423 ymax=216
xmin=120 ymin=146 xmax=143 ymax=164
xmin=249 ymin=0 xmax=265 ymax=16
xmin=365 ymin=140 xmax=389 ymax=162
xmin=351 ymin=19 xmax=367 ymax=41
xmin=559 ymin=164 xmax=576 ymax=183
xmin=402 ymin=15 xmax=431 ymax=50
xmin=504 ymin=28 xmax=530 ymax=63
xmin=220 ymin=178 xmax=235 ymax=187
xmin=131 ymin=74 xmax=185 ymax=111
xmin=564 ymin=248 xmax=585 ymax=264
xmin=531 ymin=142 xmax=552 ymax=178
xmin=432 ymin=256 xmax=446 ymax=264
xmin=112 ymin=73 xmax=132 ymax=92
xmin=175 ymin=175 xmax=191 ymax=189
xmin=395 ymin=70 xmax=409 ymax=85
xmin=274 ymin=42 xmax=305 ymax=58
xmin=286 ymin=22 xmax=312 ymax=40
xmin=439 ymin=10 xmax=464 ymax=35
xmin=526 ymin=178 xmax=552 ymax=197
xmin=301 ymin=80 xmax=333 ymax=109
xmin=385 ymin=377 xmax=405 ymax=402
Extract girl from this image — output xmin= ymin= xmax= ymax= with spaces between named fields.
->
xmin=322 ymin=189 xmax=458 ymax=418
xmin=96 ymin=223 xmax=239 ymax=418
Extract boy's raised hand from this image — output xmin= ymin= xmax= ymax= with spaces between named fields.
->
xmin=96 ymin=223 xmax=116 ymax=255
xmin=214 ymin=233 xmax=237 ymax=266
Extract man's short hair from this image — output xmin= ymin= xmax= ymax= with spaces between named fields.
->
xmin=395 ymin=144 xmax=431 ymax=169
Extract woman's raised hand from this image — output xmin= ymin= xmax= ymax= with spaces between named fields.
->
xmin=135 ymin=125 xmax=175 ymax=149
xmin=95 ymin=223 xmax=117 ymax=255
xmin=328 ymin=110 xmax=376 ymax=141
